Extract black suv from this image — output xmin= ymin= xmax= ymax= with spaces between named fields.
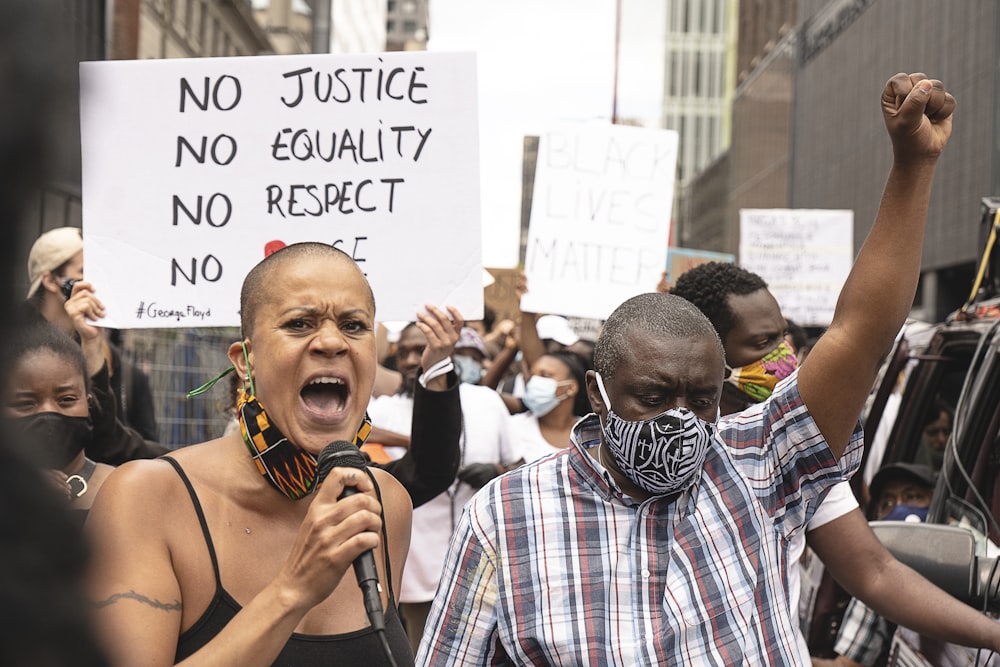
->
xmin=853 ymin=200 xmax=1000 ymax=665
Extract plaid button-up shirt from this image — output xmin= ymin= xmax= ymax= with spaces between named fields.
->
xmin=834 ymin=598 xmax=892 ymax=666
xmin=417 ymin=372 xmax=863 ymax=666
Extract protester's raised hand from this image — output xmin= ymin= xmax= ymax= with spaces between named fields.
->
xmin=275 ymin=466 xmax=383 ymax=610
xmin=416 ymin=304 xmax=463 ymax=371
xmin=484 ymin=318 xmax=517 ymax=353
xmin=63 ymin=280 xmax=107 ymax=376
xmin=881 ymin=73 xmax=955 ymax=163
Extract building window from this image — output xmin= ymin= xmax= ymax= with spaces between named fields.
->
xmin=388 ymin=0 xmax=397 ymax=11
xmin=387 ymin=19 xmax=396 ymax=33
xmin=403 ymin=19 xmax=417 ymax=34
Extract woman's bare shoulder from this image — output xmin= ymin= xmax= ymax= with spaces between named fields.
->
xmin=370 ymin=467 xmax=411 ymax=512
xmin=91 ymin=438 xmax=229 ymax=515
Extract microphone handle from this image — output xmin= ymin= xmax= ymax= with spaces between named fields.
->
xmin=339 ymin=485 xmax=386 ymax=633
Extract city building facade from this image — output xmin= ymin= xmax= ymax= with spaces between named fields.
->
xmin=386 ymin=0 xmax=428 ymax=51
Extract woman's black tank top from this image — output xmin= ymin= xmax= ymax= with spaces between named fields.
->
xmin=163 ymin=457 xmax=414 ymax=666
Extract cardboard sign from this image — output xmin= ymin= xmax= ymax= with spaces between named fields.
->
xmin=520 ymin=123 xmax=678 ymax=320
xmin=483 ymin=268 xmax=522 ymax=323
xmin=739 ymin=209 xmax=854 ymax=327
xmin=80 ymin=51 xmax=482 ymax=328
xmin=666 ymin=247 xmax=735 ymax=286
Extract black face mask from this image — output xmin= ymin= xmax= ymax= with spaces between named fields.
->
xmin=8 ymin=412 xmax=93 ymax=469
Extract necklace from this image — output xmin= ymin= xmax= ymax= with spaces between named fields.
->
xmin=67 ymin=457 xmax=96 ymax=500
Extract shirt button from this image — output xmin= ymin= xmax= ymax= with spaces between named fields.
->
xmin=641 ymin=568 xmax=650 ymax=578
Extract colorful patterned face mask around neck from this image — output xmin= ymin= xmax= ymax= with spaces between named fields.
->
xmin=186 ymin=341 xmax=373 ymax=500
xmin=237 ymin=387 xmax=373 ymax=500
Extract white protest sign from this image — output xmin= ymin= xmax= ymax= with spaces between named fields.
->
xmin=739 ymin=209 xmax=854 ymax=327
xmin=520 ymin=123 xmax=678 ymax=320
xmin=80 ymin=52 xmax=481 ymax=328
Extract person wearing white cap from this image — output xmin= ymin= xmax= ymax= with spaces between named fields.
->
xmin=534 ymin=314 xmax=579 ymax=348
xmin=21 ymin=227 xmax=168 ymax=464
xmin=484 ymin=272 xmax=593 ymax=415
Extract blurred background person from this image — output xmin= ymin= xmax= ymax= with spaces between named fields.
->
xmin=812 ymin=463 xmax=937 ymax=667
xmin=0 ymin=1 xmax=109 ymax=663
xmin=4 ymin=320 xmax=115 ymax=523
xmin=510 ymin=350 xmax=592 ymax=463
xmin=914 ymin=399 xmax=953 ymax=471
xmin=367 ymin=322 xmax=517 ymax=654
xmin=22 ymin=226 xmax=160 ymax=441
xmin=451 ymin=327 xmax=490 ymax=385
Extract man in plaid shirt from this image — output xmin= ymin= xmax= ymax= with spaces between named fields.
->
xmin=418 ymin=73 xmax=960 ymax=666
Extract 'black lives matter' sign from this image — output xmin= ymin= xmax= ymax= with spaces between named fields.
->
xmin=521 ymin=124 xmax=678 ymax=321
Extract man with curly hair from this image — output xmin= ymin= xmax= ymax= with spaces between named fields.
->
xmin=670 ymin=261 xmax=987 ymax=661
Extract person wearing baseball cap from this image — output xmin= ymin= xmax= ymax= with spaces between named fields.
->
xmin=20 ymin=227 xmax=168 ymax=464
xmin=867 ymin=462 xmax=937 ymax=523
xmin=27 ymin=227 xmax=83 ymax=299
xmin=534 ymin=314 xmax=579 ymax=349
xmin=814 ymin=462 xmax=938 ymax=667
xmin=452 ymin=326 xmax=489 ymax=385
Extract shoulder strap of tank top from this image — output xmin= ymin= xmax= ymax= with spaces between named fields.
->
xmin=363 ymin=467 xmax=396 ymax=606
xmin=160 ymin=456 xmax=223 ymax=590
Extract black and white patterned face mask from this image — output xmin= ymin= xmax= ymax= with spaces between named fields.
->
xmin=595 ymin=372 xmax=714 ymax=496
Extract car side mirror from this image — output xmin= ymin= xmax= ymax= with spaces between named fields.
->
xmin=870 ymin=521 xmax=1000 ymax=612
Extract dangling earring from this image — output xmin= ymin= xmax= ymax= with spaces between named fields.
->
xmin=185 ymin=340 xmax=256 ymax=399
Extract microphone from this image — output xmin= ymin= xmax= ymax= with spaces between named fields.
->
xmin=316 ymin=440 xmax=386 ymax=634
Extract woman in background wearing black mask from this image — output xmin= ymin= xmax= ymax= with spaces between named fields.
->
xmin=3 ymin=320 xmax=114 ymax=520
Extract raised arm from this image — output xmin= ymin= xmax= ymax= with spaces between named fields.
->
xmin=380 ymin=305 xmax=463 ymax=507
xmin=515 ymin=271 xmax=547 ymax=371
xmin=65 ymin=281 xmax=169 ymax=464
xmin=809 ymin=510 xmax=1000 ymax=655
xmin=799 ymin=74 xmax=955 ymax=457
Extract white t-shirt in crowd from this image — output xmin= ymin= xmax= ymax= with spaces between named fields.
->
xmin=508 ymin=411 xmax=569 ymax=463
xmin=790 ymin=479 xmax=859 ymax=662
xmin=367 ymin=383 xmax=517 ymax=603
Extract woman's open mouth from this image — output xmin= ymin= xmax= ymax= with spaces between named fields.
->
xmin=300 ymin=376 xmax=350 ymax=422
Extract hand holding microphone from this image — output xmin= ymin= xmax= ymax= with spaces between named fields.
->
xmin=315 ymin=441 xmax=386 ymax=633
xmin=315 ymin=441 xmax=399 ymax=666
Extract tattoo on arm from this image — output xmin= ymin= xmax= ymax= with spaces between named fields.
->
xmin=93 ymin=590 xmax=181 ymax=612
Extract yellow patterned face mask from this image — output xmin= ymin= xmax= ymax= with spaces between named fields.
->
xmin=237 ymin=388 xmax=372 ymax=500
xmin=724 ymin=341 xmax=798 ymax=403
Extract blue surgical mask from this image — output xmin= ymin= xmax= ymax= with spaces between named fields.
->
xmin=522 ymin=376 xmax=570 ymax=417
xmin=453 ymin=355 xmax=484 ymax=384
xmin=883 ymin=504 xmax=928 ymax=523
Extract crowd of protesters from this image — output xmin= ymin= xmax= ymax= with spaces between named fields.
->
xmin=7 ymin=63 xmax=1000 ymax=667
